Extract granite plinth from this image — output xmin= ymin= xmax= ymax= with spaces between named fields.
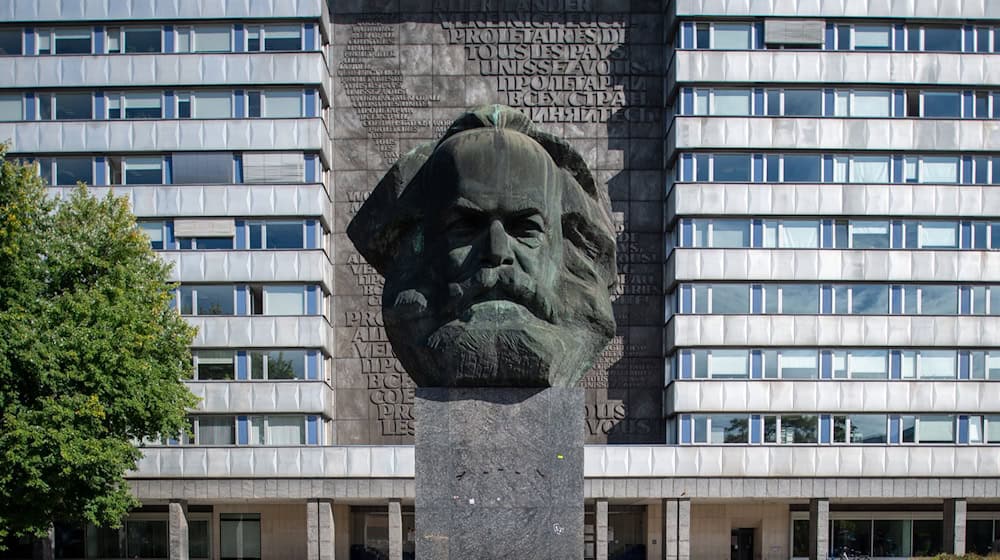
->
xmin=415 ymin=387 xmax=584 ymax=560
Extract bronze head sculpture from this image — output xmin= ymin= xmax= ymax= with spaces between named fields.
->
xmin=348 ymin=105 xmax=617 ymax=387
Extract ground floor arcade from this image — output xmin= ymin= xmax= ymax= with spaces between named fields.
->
xmin=7 ymin=494 xmax=1000 ymax=560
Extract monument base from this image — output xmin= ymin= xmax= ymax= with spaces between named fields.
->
xmin=415 ymin=387 xmax=584 ymax=560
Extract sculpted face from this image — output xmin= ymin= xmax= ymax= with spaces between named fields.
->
xmin=348 ymin=106 xmax=617 ymax=387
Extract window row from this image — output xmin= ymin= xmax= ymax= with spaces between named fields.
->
xmin=675 ymin=348 xmax=1000 ymax=381
xmin=680 ymin=21 xmax=998 ymax=53
xmin=192 ymin=348 xmax=326 ymax=381
xmin=0 ymin=89 xmax=321 ymax=122
xmin=172 ymin=284 xmax=325 ymax=317
xmin=49 ymin=516 xmax=212 ymax=560
xmin=20 ymin=151 xmax=322 ymax=186
xmin=791 ymin=517 xmax=948 ymax=559
xmin=0 ymin=23 xmax=317 ymax=56
xmin=677 ymin=218 xmax=1000 ymax=250
xmin=160 ymin=414 xmax=324 ymax=446
xmin=677 ymin=283 xmax=1000 ymax=316
xmin=676 ymin=153 xmax=1000 ymax=185
xmin=138 ymin=219 xmax=325 ymax=251
xmin=677 ymin=413 xmax=996 ymax=445
xmin=679 ymin=87 xmax=1000 ymax=119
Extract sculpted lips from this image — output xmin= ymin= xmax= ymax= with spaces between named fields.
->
xmin=442 ymin=267 xmax=554 ymax=324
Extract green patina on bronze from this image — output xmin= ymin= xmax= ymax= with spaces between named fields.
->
xmin=348 ymin=105 xmax=617 ymax=388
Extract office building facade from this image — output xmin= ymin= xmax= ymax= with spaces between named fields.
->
xmin=1 ymin=0 xmax=999 ymax=559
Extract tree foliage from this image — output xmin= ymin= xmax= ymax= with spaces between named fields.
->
xmin=0 ymin=148 xmax=197 ymax=542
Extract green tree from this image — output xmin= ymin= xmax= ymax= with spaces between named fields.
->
xmin=0 ymin=148 xmax=197 ymax=545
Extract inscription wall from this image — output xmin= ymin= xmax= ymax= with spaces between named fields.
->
xmin=332 ymin=0 xmax=665 ymax=444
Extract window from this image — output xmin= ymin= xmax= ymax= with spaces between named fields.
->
xmin=38 ymin=92 xmax=93 ymax=120
xmin=177 ymin=92 xmax=191 ymax=118
xmin=122 ymin=92 xmax=162 ymax=119
xmin=849 ymin=156 xmax=890 ymax=183
xmin=125 ymin=520 xmax=168 ymax=559
xmin=194 ymin=350 xmax=236 ymax=380
xmin=263 ymin=416 xmax=305 ymax=444
xmin=916 ymin=415 xmax=955 ymax=443
xmin=917 ymin=222 xmax=958 ymax=249
xmin=712 ymin=154 xmax=752 ymax=182
xmin=780 ymin=154 xmax=821 ymax=182
xmin=850 ymin=285 xmax=889 ymax=314
xmin=172 ymin=152 xmax=235 ymax=184
xmin=922 ymin=26 xmax=963 ymax=52
xmin=124 ymin=28 xmax=162 ymax=53
xmin=901 ymin=350 xmax=956 ymax=379
xmin=262 ymin=25 xmax=302 ymax=51
xmin=0 ymin=29 xmax=22 ymax=55
xmin=192 ymin=91 xmax=232 ymax=119
xmin=850 ymin=222 xmax=890 ymax=249
xmin=193 ymin=26 xmax=231 ymax=52
xmin=263 ymin=90 xmax=303 ymax=118
xmin=220 ymin=514 xmax=261 ymax=560
xmin=853 ymin=25 xmax=891 ymax=50
xmin=833 ymin=414 xmax=888 ymax=443
xmin=779 ymin=415 xmax=818 ymax=444
xmin=248 ymin=221 xmax=306 ymax=249
xmin=106 ymin=27 xmax=121 ymax=53
xmin=691 ymin=415 xmax=748 ymax=443
xmin=178 ymin=236 xmax=233 ymax=250
xmin=712 ymin=89 xmax=752 ymax=116
xmin=122 ymin=157 xmax=163 ymax=184
xmin=178 ymin=285 xmax=234 ymax=315
xmin=137 ymin=221 xmax=166 ymax=250
xmin=778 ymin=350 xmax=818 ymax=379
xmin=840 ymin=350 xmax=888 ymax=379
xmin=262 ymin=285 xmax=305 ymax=315
xmin=698 ymin=284 xmax=749 ymax=314
xmin=246 ymin=26 xmax=261 ymax=51
xmin=53 ymin=28 xmax=91 ymax=54
xmin=53 ymin=157 xmax=93 ymax=186
xmin=712 ymin=23 xmax=752 ymax=49
xmin=783 ymin=90 xmax=822 ymax=117
xmin=986 ymin=415 xmax=1000 ymax=444
xmin=247 ymin=91 xmax=262 ymax=118
xmin=197 ymin=416 xmax=236 ymax=445
xmin=764 ymin=284 xmax=819 ymax=314
xmin=763 ymin=220 xmax=819 ymax=248
xmin=923 ymin=91 xmax=962 ymax=117
xmin=249 ymin=350 xmax=307 ymax=380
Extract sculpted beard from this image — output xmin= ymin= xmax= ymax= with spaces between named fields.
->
xmin=383 ymin=262 xmax=591 ymax=387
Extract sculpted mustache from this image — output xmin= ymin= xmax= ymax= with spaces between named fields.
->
xmin=441 ymin=267 xmax=555 ymax=322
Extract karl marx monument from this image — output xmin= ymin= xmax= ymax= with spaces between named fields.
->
xmin=348 ymin=105 xmax=618 ymax=559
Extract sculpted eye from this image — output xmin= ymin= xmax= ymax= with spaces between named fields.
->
xmin=444 ymin=213 xmax=483 ymax=239
xmin=505 ymin=214 xmax=544 ymax=239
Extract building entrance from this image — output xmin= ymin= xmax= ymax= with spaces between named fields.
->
xmin=731 ymin=528 xmax=754 ymax=560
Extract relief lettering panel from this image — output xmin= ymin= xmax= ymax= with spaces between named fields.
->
xmin=332 ymin=0 xmax=665 ymax=444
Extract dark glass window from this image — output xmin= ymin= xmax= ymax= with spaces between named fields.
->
xmin=695 ymin=24 xmax=709 ymax=49
xmin=782 ymin=155 xmax=821 ymax=182
xmin=766 ymin=90 xmax=780 ymax=116
xmin=196 ymin=285 xmax=234 ymax=315
xmin=265 ymin=222 xmax=304 ymax=249
xmin=0 ymin=29 xmax=22 ymax=55
xmin=246 ymin=27 xmax=261 ymax=51
xmin=849 ymin=414 xmax=887 ymax=443
xmin=923 ymin=27 xmax=962 ymax=52
xmin=248 ymin=91 xmax=261 ymax=118
xmin=123 ymin=158 xmax=162 ymax=185
xmin=54 ymin=92 xmax=92 ymax=120
xmin=54 ymin=523 xmax=85 ymax=559
xmin=178 ymin=96 xmax=191 ymax=118
xmin=911 ymin=520 xmax=943 ymax=557
xmin=196 ymin=351 xmax=236 ymax=380
xmin=263 ymin=26 xmax=301 ymax=51
xmin=922 ymin=92 xmax=961 ymax=117
xmin=53 ymin=29 xmax=91 ymax=54
xmin=780 ymin=415 xmax=817 ymax=443
xmin=832 ymin=520 xmax=872 ymax=557
xmin=124 ymin=28 xmax=162 ymax=53
xmin=712 ymin=154 xmax=751 ymax=182
xmin=792 ymin=520 xmax=809 ymax=558
xmin=966 ymin=520 xmax=994 ymax=555
xmin=55 ymin=157 xmax=93 ymax=186
xmin=126 ymin=519 xmax=169 ymax=558
xmin=783 ymin=90 xmax=822 ymax=116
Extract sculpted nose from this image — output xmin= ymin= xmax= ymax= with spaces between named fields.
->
xmin=483 ymin=219 xmax=515 ymax=267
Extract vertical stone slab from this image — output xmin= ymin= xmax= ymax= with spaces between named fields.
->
xmin=596 ymin=500 xmax=609 ymax=560
xmin=663 ymin=499 xmax=678 ymax=560
xmin=415 ymin=387 xmax=584 ymax=560
xmin=808 ymin=498 xmax=829 ymax=560
xmin=389 ymin=499 xmax=403 ymax=560
xmin=943 ymin=498 xmax=967 ymax=555
xmin=168 ymin=500 xmax=189 ymax=560
xmin=677 ymin=499 xmax=691 ymax=560
xmin=307 ymin=499 xmax=336 ymax=560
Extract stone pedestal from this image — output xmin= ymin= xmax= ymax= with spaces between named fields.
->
xmin=415 ymin=387 xmax=584 ymax=560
